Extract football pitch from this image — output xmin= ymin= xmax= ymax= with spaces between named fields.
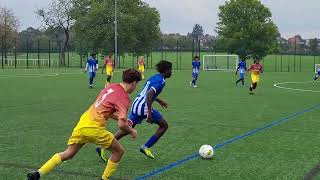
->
xmin=1 ymin=68 xmax=320 ymax=180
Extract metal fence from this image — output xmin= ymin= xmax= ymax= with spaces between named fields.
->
xmin=1 ymin=37 xmax=320 ymax=72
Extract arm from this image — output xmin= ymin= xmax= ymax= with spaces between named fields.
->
xmin=118 ymin=118 xmax=137 ymax=139
xmin=84 ymin=63 xmax=88 ymax=73
xmin=155 ymin=98 xmax=168 ymax=109
xmin=96 ymin=64 xmax=99 ymax=71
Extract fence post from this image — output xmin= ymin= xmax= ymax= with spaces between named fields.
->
xmin=176 ymin=40 xmax=179 ymax=69
xmin=48 ymin=40 xmax=51 ymax=68
xmin=314 ymin=55 xmax=316 ymax=71
xmin=1 ymin=37 xmax=4 ymax=69
xmin=38 ymin=39 xmax=40 ymax=68
xmin=280 ymin=53 xmax=283 ymax=72
xmin=67 ymin=51 xmax=70 ymax=68
xmin=58 ymin=42 xmax=61 ymax=68
xmin=198 ymin=39 xmax=201 ymax=59
xmin=151 ymin=50 xmax=153 ymax=69
xmin=299 ymin=55 xmax=302 ymax=72
xmin=293 ymin=38 xmax=297 ymax=72
xmin=287 ymin=55 xmax=290 ymax=72
xmin=14 ymin=38 xmax=17 ymax=69
xmin=179 ymin=48 xmax=182 ymax=70
xmin=161 ymin=39 xmax=164 ymax=60
xmin=26 ymin=39 xmax=29 ymax=69
xmin=192 ymin=39 xmax=194 ymax=59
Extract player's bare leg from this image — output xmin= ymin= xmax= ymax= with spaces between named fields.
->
xmin=27 ymin=144 xmax=83 ymax=180
xmin=105 ymin=75 xmax=112 ymax=87
xmin=249 ymin=82 xmax=257 ymax=94
xmin=96 ymin=129 xmax=132 ymax=162
xmin=101 ymin=139 xmax=124 ymax=180
xmin=140 ymin=118 xmax=168 ymax=159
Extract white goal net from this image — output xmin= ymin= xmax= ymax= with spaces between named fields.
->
xmin=5 ymin=59 xmax=58 ymax=67
xmin=203 ymin=55 xmax=239 ymax=71
xmin=315 ymin=64 xmax=320 ymax=73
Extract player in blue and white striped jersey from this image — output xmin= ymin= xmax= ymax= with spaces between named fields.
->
xmin=84 ymin=53 xmax=99 ymax=88
xmin=313 ymin=66 xmax=320 ymax=83
xmin=236 ymin=59 xmax=247 ymax=86
xmin=95 ymin=60 xmax=172 ymax=161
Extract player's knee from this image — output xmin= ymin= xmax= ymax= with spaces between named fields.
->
xmin=160 ymin=121 xmax=168 ymax=131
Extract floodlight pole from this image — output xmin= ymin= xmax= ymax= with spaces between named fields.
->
xmin=114 ymin=0 xmax=118 ymax=67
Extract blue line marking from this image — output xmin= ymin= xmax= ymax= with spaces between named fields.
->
xmin=134 ymin=104 xmax=320 ymax=180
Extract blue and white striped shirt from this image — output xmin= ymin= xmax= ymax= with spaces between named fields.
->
xmin=86 ymin=58 xmax=98 ymax=72
xmin=131 ymin=74 xmax=166 ymax=116
xmin=192 ymin=60 xmax=201 ymax=74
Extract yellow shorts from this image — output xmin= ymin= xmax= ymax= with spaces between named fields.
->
xmin=138 ymin=66 xmax=145 ymax=72
xmin=67 ymin=127 xmax=114 ymax=149
xmin=251 ymin=74 xmax=260 ymax=83
xmin=106 ymin=69 xmax=113 ymax=76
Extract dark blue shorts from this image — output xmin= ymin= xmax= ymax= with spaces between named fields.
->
xmin=128 ymin=109 xmax=163 ymax=126
xmin=89 ymin=72 xmax=96 ymax=78
xmin=240 ymin=73 xmax=245 ymax=79
xmin=192 ymin=73 xmax=199 ymax=79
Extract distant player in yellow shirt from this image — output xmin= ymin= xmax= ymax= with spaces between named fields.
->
xmin=138 ymin=56 xmax=145 ymax=80
xmin=102 ymin=54 xmax=114 ymax=86
xmin=248 ymin=59 xmax=263 ymax=95
xmin=27 ymin=69 xmax=142 ymax=180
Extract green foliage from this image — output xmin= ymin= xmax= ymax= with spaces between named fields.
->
xmin=216 ymin=0 xmax=278 ymax=59
xmin=191 ymin=24 xmax=204 ymax=41
xmin=72 ymin=0 xmax=160 ymax=56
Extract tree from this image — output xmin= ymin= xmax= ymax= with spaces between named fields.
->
xmin=0 ymin=6 xmax=19 ymax=57
xmin=191 ymin=24 xmax=203 ymax=41
xmin=72 ymin=0 xmax=160 ymax=57
xmin=309 ymin=38 xmax=319 ymax=55
xmin=36 ymin=0 xmax=74 ymax=66
xmin=216 ymin=0 xmax=278 ymax=59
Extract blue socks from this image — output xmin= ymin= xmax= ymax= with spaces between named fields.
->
xmin=89 ymin=77 xmax=93 ymax=85
xmin=192 ymin=79 xmax=196 ymax=86
xmin=144 ymin=135 xmax=159 ymax=148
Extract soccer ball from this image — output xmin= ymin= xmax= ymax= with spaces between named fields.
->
xmin=199 ymin=144 xmax=214 ymax=159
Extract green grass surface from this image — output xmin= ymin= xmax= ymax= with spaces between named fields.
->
xmin=1 ymin=68 xmax=320 ymax=180
xmin=2 ymin=52 xmax=320 ymax=72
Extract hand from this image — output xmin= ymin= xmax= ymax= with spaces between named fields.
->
xmin=146 ymin=111 xmax=153 ymax=124
xmin=130 ymin=129 xmax=138 ymax=140
xmin=158 ymin=100 xmax=168 ymax=109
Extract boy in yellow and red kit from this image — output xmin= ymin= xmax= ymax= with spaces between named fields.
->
xmin=27 ymin=69 xmax=142 ymax=180
xmin=248 ymin=59 xmax=263 ymax=94
xmin=138 ymin=56 xmax=145 ymax=80
xmin=102 ymin=54 xmax=114 ymax=86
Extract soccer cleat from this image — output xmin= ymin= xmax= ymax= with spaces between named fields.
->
xmin=139 ymin=146 xmax=155 ymax=159
xmin=249 ymin=91 xmax=254 ymax=95
xmin=27 ymin=171 xmax=40 ymax=180
xmin=89 ymin=85 xmax=93 ymax=89
xmin=193 ymin=85 xmax=198 ymax=88
xmin=96 ymin=147 xmax=107 ymax=162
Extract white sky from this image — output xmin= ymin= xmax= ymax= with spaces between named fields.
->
xmin=0 ymin=0 xmax=319 ymax=39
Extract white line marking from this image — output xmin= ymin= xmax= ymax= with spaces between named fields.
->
xmin=274 ymin=81 xmax=320 ymax=93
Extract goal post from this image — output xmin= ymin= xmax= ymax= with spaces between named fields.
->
xmin=203 ymin=54 xmax=239 ymax=71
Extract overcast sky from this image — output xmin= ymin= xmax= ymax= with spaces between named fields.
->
xmin=0 ymin=0 xmax=319 ymax=39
